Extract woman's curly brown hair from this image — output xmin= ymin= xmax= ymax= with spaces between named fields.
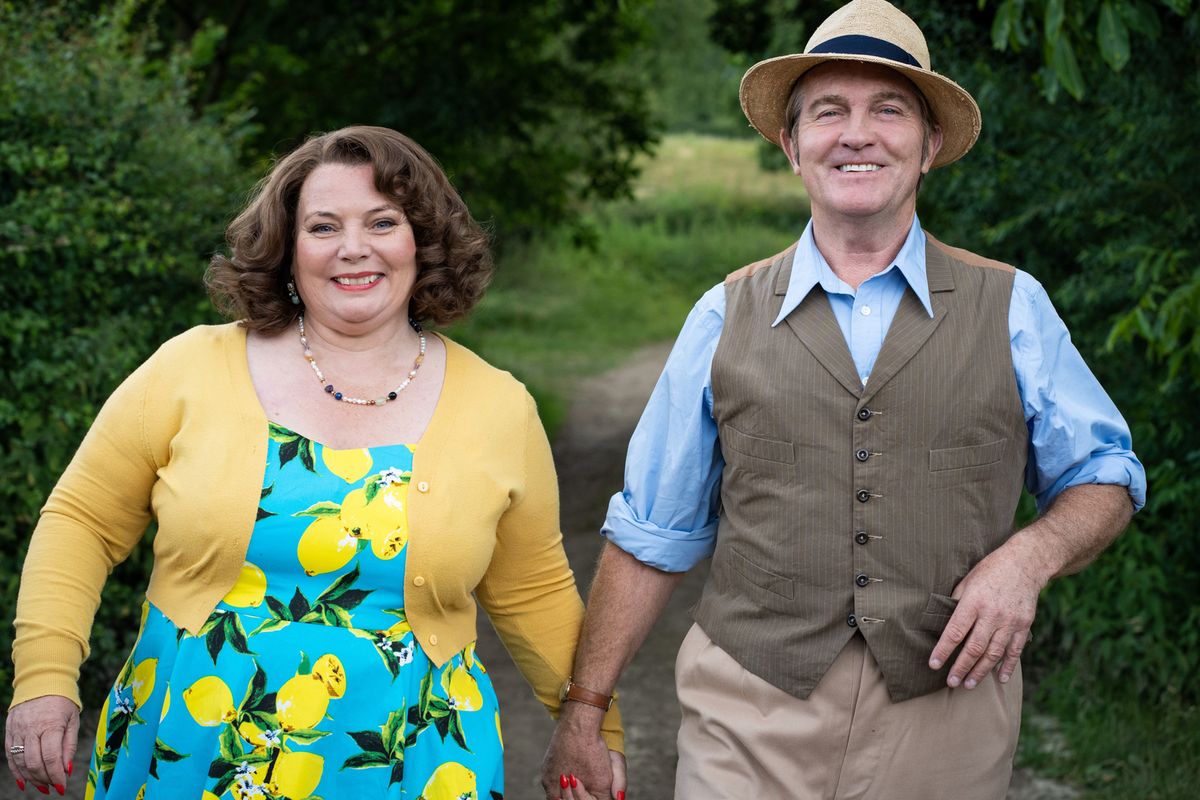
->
xmin=206 ymin=126 xmax=492 ymax=333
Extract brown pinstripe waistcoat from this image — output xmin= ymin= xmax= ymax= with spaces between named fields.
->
xmin=693 ymin=234 xmax=1029 ymax=702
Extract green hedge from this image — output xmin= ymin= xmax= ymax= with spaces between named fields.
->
xmin=0 ymin=3 xmax=251 ymax=705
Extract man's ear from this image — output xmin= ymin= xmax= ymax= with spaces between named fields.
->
xmin=779 ymin=127 xmax=801 ymax=175
xmin=923 ymin=125 xmax=944 ymax=173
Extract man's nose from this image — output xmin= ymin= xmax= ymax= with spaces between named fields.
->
xmin=839 ymin=110 xmax=874 ymax=149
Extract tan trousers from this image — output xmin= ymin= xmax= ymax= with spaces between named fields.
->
xmin=674 ymin=624 xmax=1021 ymax=800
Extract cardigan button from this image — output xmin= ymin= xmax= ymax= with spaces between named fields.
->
xmin=429 ymin=634 xmax=439 ymax=646
xmin=412 ymin=575 xmax=426 ymax=587
xmin=417 ymin=481 xmax=430 ymax=493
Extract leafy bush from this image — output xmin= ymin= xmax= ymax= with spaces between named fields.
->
xmin=0 ymin=2 xmax=252 ymax=705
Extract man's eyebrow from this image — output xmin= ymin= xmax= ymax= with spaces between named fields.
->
xmin=807 ymin=93 xmax=848 ymax=111
xmin=871 ymin=90 xmax=915 ymax=106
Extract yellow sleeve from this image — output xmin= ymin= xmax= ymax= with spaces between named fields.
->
xmin=10 ymin=351 xmax=169 ymax=709
xmin=474 ymin=392 xmax=624 ymax=753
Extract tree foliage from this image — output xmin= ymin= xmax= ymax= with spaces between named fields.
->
xmin=712 ymin=0 xmax=1200 ymax=701
xmin=136 ymin=0 xmax=657 ymax=238
xmin=0 ymin=1 xmax=252 ymax=703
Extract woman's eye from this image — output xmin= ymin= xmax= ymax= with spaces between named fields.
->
xmin=371 ymin=218 xmax=397 ymax=230
xmin=310 ymin=223 xmax=334 ymax=234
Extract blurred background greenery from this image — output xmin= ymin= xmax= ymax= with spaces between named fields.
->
xmin=2 ymin=1 xmax=1196 ymax=796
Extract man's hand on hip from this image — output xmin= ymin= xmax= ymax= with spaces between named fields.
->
xmin=928 ymin=539 xmax=1049 ymax=689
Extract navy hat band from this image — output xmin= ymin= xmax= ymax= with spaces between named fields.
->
xmin=808 ymin=34 xmax=921 ymax=68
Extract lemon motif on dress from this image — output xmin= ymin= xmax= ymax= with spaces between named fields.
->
xmin=222 ymin=562 xmax=267 ymax=607
xmin=420 ymin=761 xmax=478 ymax=800
xmin=322 ymin=446 xmax=373 ymax=483
xmin=296 ymin=516 xmax=358 ymax=576
xmin=340 ymin=473 xmax=410 ymax=560
xmin=276 ymin=672 xmax=330 ymax=731
xmin=268 ymin=750 xmax=324 ymax=798
xmin=442 ymin=663 xmax=484 ymax=712
xmin=182 ymin=675 xmax=235 ymax=727
xmin=129 ymin=658 xmax=157 ymax=708
xmin=159 ymin=687 xmax=170 ymax=722
xmin=312 ymin=653 xmax=347 ymax=699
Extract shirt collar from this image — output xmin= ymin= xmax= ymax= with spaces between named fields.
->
xmin=771 ymin=215 xmax=934 ymax=327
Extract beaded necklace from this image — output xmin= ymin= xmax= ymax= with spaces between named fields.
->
xmin=298 ymin=313 xmax=427 ymax=406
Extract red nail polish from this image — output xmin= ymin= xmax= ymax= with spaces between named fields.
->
xmin=55 ymin=786 xmax=65 ymax=797
xmin=570 ymin=774 xmax=578 ymax=788
xmin=618 ymin=792 xmax=626 ymax=800
xmin=15 ymin=778 xmax=25 ymax=791
xmin=559 ymin=774 xmax=569 ymax=789
xmin=66 ymin=763 xmax=73 ymax=776
xmin=36 ymin=787 xmax=49 ymax=796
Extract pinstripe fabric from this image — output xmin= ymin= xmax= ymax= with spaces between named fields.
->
xmin=693 ymin=236 xmax=1028 ymax=702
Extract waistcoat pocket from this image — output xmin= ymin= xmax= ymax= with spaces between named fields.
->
xmin=721 ymin=423 xmax=795 ymax=464
xmin=929 ymin=438 xmax=1007 ymax=488
xmin=916 ymin=592 xmax=959 ymax=633
xmin=727 ymin=546 xmax=794 ymax=601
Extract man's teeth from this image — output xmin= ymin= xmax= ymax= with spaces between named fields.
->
xmin=334 ymin=275 xmax=380 ymax=286
xmin=838 ymin=164 xmax=882 ymax=172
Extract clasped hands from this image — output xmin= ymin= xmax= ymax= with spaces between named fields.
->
xmin=540 ymin=704 xmax=626 ymax=800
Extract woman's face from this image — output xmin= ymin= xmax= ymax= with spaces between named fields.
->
xmin=292 ymin=162 xmax=418 ymax=336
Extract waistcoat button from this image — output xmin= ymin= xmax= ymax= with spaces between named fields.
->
xmin=857 ymin=408 xmax=872 ymax=421
xmin=855 ymin=531 xmax=869 ymax=545
xmin=847 ymin=613 xmax=858 ymax=628
xmin=855 ymin=573 xmax=870 ymax=587
xmin=855 ymin=448 xmax=870 ymax=462
xmin=856 ymin=489 xmax=871 ymax=503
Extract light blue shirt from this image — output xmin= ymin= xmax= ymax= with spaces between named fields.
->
xmin=603 ymin=217 xmax=1147 ymax=572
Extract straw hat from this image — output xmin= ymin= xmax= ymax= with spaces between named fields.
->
xmin=739 ymin=0 xmax=981 ymax=168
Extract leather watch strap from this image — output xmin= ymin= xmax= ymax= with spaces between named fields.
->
xmin=562 ymin=679 xmax=613 ymax=711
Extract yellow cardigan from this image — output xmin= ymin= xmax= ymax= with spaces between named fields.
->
xmin=12 ymin=323 xmax=622 ymax=750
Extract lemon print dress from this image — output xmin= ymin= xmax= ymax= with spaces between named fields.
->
xmin=85 ymin=424 xmax=503 ymax=800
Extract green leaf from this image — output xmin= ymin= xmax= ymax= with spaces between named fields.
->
xmin=1049 ymin=34 xmax=1085 ymax=100
xmin=265 ymin=594 xmax=293 ymax=621
xmin=299 ymin=438 xmax=317 ymax=472
xmin=363 ymin=474 xmax=383 ymax=504
xmin=293 ymin=500 xmax=342 ymax=518
xmin=278 ymin=437 xmax=300 ymax=468
xmin=347 ymin=729 xmax=386 ymax=753
xmin=256 ymin=506 xmax=276 ymax=521
xmin=224 ymin=614 xmax=254 ymax=655
xmin=298 ymin=651 xmax=313 ymax=675
xmin=1097 ymin=2 xmax=1131 ymax=72
xmin=389 ymin=759 xmax=404 ymax=786
xmin=317 ymin=563 xmax=362 ymax=604
xmin=152 ymin=738 xmax=189 ymax=763
xmin=384 ymin=707 xmax=407 ymax=754
xmin=242 ymin=662 xmax=268 ymax=711
xmin=285 ymin=727 xmax=332 ymax=744
xmin=448 ymin=711 xmax=468 ymax=752
xmin=205 ymin=623 xmax=226 ymax=664
xmin=269 ymin=422 xmax=300 ymax=442
xmin=1044 ymin=0 xmax=1065 ymax=39
xmin=289 ymin=587 xmax=312 ymax=620
xmin=341 ymin=752 xmax=391 ymax=770
xmin=991 ymin=0 xmax=1014 ymax=50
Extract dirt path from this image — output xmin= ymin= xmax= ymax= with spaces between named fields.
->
xmin=8 ymin=342 xmax=1076 ymax=800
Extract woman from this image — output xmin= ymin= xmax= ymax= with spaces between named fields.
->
xmin=6 ymin=126 xmax=624 ymax=799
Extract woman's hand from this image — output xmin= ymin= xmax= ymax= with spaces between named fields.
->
xmin=5 ymin=695 xmax=79 ymax=794
xmin=556 ymin=749 xmax=627 ymax=800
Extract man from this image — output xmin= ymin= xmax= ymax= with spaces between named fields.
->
xmin=542 ymin=1 xmax=1145 ymax=798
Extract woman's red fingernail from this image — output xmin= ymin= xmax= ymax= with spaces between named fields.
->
xmin=559 ymin=774 xmax=569 ymax=789
xmin=570 ymin=774 xmax=578 ymax=788
xmin=54 ymin=786 xmax=65 ymax=796
xmin=66 ymin=763 xmax=73 ymax=776
xmin=618 ymin=792 xmax=626 ymax=800
xmin=36 ymin=787 xmax=48 ymax=795
xmin=14 ymin=778 xmax=25 ymax=791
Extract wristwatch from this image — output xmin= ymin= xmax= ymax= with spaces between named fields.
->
xmin=560 ymin=677 xmax=614 ymax=711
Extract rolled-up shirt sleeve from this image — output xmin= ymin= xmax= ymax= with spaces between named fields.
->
xmin=1011 ymin=271 xmax=1147 ymax=513
xmin=602 ymin=284 xmax=727 ymax=572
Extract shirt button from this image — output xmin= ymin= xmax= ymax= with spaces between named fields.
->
xmin=860 ymin=305 xmax=872 ymax=316
xmin=847 ymin=613 xmax=858 ymax=627
xmin=857 ymin=408 xmax=872 ymax=421
xmin=855 ymin=448 xmax=870 ymax=462
xmin=412 ymin=575 xmax=426 ymax=587
xmin=856 ymin=489 xmax=871 ymax=503
xmin=429 ymin=634 xmax=438 ymax=646
xmin=855 ymin=573 xmax=870 ymax=588
xmin=417 ymin=481 xmax=430 ymax=493
xmin=855 ymin=531 xmax=869 ymax=545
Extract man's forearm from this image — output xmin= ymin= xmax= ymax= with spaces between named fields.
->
xmin=1012 ymin=483 xmax=1134 ymax=583
xmin=569 ymin=541 xmax=686 ymax=701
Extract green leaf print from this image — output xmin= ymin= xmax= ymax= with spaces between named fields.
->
xmin=279 ymin=437 xmax=300 ymax=467
xmin=265 ymin=595 xmax=293 ymax=621
xmin=299 ymin=437 xmax=317 ymax=472
xmin=297 ymin=651 xmax=313 ymax=676
xmin=289 ymin=587 xmax=311 ymax=620
xmin=341 ymin=707 xmax=407 ymax=784
xmin=269 ymin=422 xmax=299 ymax=442
xmin=448 ymin=713 xmax=468 ymax=752
xmin=258 ymin=483 xmax=277 ymax=520
xmin=293 ymin=500 xmax=342 ymax=518
xmin=347 ymin=730 xmax=385 ymax=752
xmin=241 ymin=663 xmax=269 ymax=713
xmin=284 ymin=727 xmax=331 ymax=744
xmin=342 ymin=751 xmax=390 ymax=769
xmin=203 ymin=611 xmax=257 ymax=664
xmin=147 ymin=737 xmax=189 ymax=779
xmin=390 ymin=760 xmax=405 ymax=786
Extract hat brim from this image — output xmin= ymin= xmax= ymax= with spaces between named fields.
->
xmin=739 ymin=53 xmax=981 ymax=169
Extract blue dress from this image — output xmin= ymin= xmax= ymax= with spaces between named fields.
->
xmin=85 ymin=424 xmax=504 ymax=799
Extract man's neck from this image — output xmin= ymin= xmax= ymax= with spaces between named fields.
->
xmin=811 ymin=210 xmax=916 ymax=290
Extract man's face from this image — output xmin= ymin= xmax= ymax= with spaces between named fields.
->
xmin=780 ymin=61 xmax=942 ymax=227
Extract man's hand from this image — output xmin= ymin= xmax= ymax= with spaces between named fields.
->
xmin=928 ymin=540 xmax=1047 ymax=689
xmin=541 ymin=703 xmax=625 ymax=799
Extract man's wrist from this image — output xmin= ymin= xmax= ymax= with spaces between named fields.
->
xmin=560 ymin=677 xmax=614 ymax=711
